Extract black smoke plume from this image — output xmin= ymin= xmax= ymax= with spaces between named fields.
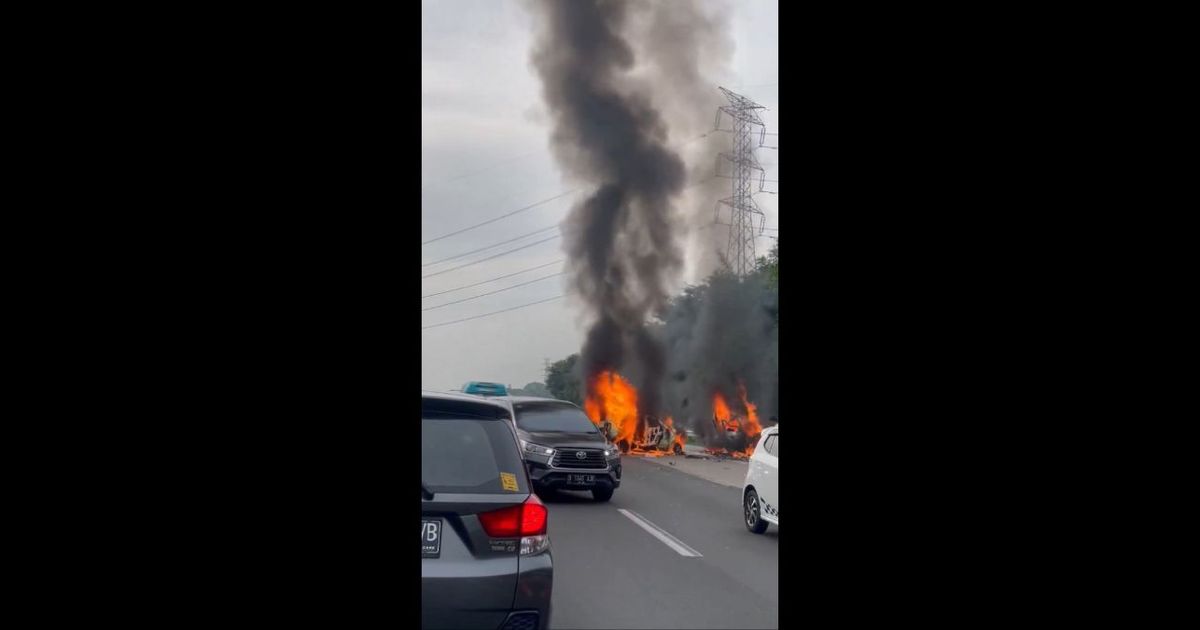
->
xmin=526 ymin=0 xmax=694 ymax=421
xmin=527 ymin=0 xmax=760 ymax=449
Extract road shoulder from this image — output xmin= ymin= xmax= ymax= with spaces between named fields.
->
xmin=635 ymin=453 xmax=749 ymax=489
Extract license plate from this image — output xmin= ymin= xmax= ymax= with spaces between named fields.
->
xmin=568 ymin=474 xmax=595 ymax=485
xmin=422 ymin=519 xmax=441 ymax=558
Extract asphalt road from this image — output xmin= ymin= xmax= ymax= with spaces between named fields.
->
xmin=542 ymin=457 xmax=778 ymax=629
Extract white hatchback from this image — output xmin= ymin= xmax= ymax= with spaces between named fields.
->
xmin=742 ymin=426 xmax=779 ymax=534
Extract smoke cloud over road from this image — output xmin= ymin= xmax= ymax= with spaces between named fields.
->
xmin=528 ymin=0 xmax=774 ymax=448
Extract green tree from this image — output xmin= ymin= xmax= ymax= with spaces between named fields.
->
xmin=544 ymin=354 xmax=583 ymax=404
xmin=755 ymin=240 xmax=779 ymax=290
xmin=520 ymin=381 xmax=551 ymax=397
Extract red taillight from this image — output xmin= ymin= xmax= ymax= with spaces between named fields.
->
xmin=478 ymin=494 xmax=547 ymax=537
xmin=521 ymin=493 xmax=548 ymax=535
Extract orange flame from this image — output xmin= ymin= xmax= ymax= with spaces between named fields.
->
xmin=583 ymin=371 xmax=639 ymax=447
xmin=712 ymin=392 xmax=739 ymax=433
xmin=737 ymin=382 xmax=763 ymax=439
xmin=584 ymin=371 xmax=684 ymax=457
xmin=708 ymin=382 xmax=763 ymax=458
xmin=664 ymin=416 xmax=687 ymax=453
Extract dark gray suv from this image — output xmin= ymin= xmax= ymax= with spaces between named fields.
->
xmin=422 ymin=392 xmax=552 ymax=630
xmin=503 ymin=397 xmax=622 ymax=502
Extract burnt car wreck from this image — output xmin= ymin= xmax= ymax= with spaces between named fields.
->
xmin=603 ymin=416 xmax=685 ymax=455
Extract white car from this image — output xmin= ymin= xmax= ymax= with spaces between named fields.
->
xmin=742 ymin=426 xmax=779 ymax=534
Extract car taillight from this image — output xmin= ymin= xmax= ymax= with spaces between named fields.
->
xmin=478 ymin=494 xmax=548 ymax=537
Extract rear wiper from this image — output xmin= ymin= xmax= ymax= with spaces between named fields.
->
xmin=422 ymin=483 xmax=434 ymax=500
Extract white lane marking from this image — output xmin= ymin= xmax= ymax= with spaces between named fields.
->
xmin=617 ymin=508 xmax=703 ymax=558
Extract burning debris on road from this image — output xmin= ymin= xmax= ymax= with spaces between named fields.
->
xmin=582 ymin=370 xmax=760 ymax=459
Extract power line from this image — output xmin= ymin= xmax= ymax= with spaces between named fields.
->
xmin=421 ymin=150 xmax=542 ymax=193
xmin=422 ymin=259 xmax=565 ymax=299
xmin=422 ymin=224 xmax=560 ymax=267
xmin=422 ymin=272 xmax=565 ymax=312
xmin=705 ymin=222 xmax=779 ymax=232
xmin=422 ymin=294 xmax=565 ymax=330
xmin=712 ymin=130 xmax=780 ymax=137
xmin=423 ymin=169 xmax=717 ymax=249
xmin=421 ymin=133 xmax=709 ymax=197
xmin=422 ymin=234 xmax=561 ymax=279
xmin=421 ymin=134 xmax=707 ymax=194
xmin=422 ymin=189 xmax=577 ymax=246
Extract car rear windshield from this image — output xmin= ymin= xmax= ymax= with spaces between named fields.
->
xmin=422 ymin=414 xmax=528 ymax=494
xmin=514 ymin=402 xmax=599 ymax=434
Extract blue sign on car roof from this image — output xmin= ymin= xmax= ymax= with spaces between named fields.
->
xmin=463 ymin=382 xmax=508 ymax=396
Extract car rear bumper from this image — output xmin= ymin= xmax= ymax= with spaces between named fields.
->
xmin=514 ymin=550 xmax=553 ymax=630
xmin=423 ymin=551 xmax=552 ymax=630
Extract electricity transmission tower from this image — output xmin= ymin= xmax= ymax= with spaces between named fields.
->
xmin=714 ymin=87 xmax=769 ymax=277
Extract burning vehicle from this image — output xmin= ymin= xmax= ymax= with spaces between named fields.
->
xmin=596 ymin=415 xmax=681 ymax=455
xmin=582 ymin=370 xmax=774 ymax=460
xmin=624 ymin=416 xmax=685 ymax=456
xmin=644 ymin=417 xmax=686 ymax=455
xmin=702 ymin=385 xmax=764 ymax=460
xmin=583 ymin=372 xmax=687 ymax=456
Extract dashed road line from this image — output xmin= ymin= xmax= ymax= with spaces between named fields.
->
xmin=617 ymin=508 xmax=703 ymax=558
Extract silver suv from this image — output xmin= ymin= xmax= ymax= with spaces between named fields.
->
xmin=422 ymin=391 xmax=552 ymax=630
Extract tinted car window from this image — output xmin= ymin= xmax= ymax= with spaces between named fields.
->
xmin=514 ymin=403 xmax=599 ymax=433
xmin=771 ymin=434 xmax=778 ymax=457
xmin=422 ymin=416 xmax=528 ymax=494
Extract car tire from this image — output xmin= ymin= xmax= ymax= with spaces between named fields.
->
xmin=592 ymin=486 xmax=614 ymax=502
xmin=744 ymin=488 xmax=768 ymax=534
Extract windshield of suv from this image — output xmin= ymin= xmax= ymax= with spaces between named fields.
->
xmin=514 ymin=402 xmax=599 ymax=434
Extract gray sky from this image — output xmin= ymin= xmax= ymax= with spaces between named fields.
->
xmin=422 ymin=0 xmax=778 ymax=392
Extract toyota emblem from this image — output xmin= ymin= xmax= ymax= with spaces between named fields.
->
xmin=575 ymin=451 xmax=587 ymax=460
